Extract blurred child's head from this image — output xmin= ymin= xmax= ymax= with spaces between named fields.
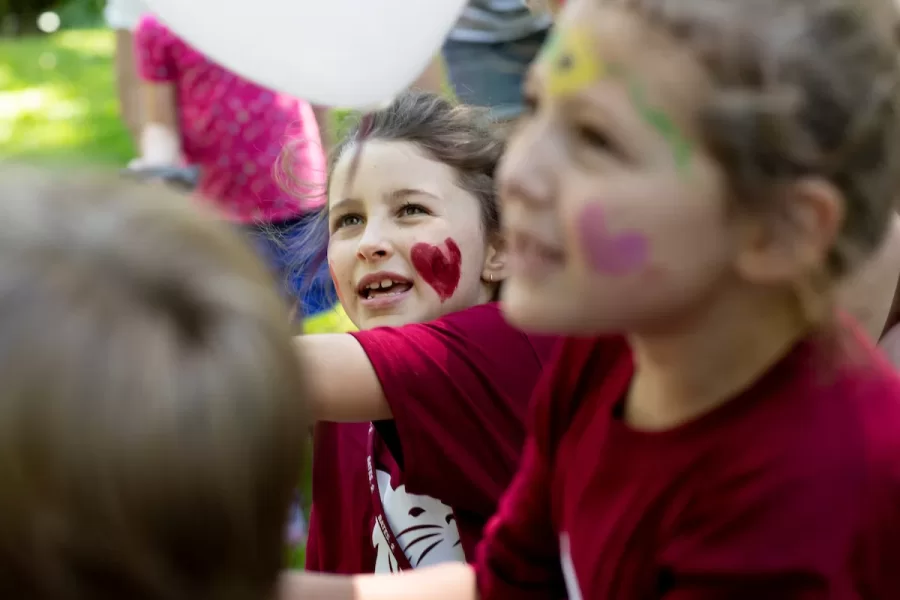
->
xmin=0 ymin=167 xmax=308 ymax=600
xmin=284 ymin=92 xmax=506 ymax=330
xmin=500 ymin=0 xmax=900 ymax=335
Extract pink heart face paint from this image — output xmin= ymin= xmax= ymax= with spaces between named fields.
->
xmin=410 ymin=238 xmax=462 ymax=302
xmin=577 ymin=205 xmax=649 ymax=276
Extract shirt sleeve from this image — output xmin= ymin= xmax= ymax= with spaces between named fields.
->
xmin=303 ymin=505 xmax=323 ymax=571
xmin=134 ymin=15 xmax=178 ymax=82
xmin=474 ymin=341 xmax=575 ymax=599
xmin=350 ymin=304 xmax=555 ymax=517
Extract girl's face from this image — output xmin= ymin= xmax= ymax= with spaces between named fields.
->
xmin=499 ymin=1 xmax=736 ymax=334
xmin=328 ymin=140 xmax=497 ymax=330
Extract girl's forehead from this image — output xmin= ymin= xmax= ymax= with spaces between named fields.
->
xmin=328 ymin=140 xmax=459 ymax=206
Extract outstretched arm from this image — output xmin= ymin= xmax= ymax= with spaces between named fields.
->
xmin=279 ymin=564 xmax=477 ymax=600
xmin=296 ymin=333 xmax=392 ymax=422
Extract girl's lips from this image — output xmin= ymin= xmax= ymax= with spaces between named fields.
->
xmin=355 ymin=271 xmax=413 ymax=295
xmin=358 ymin=285 xmax=413 ymax=310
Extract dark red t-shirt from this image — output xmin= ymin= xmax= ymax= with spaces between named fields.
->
xmin=477 ymin=326 xmax=900 ymax=599
xmin=305 ymin=303 xmax=558 ymax=574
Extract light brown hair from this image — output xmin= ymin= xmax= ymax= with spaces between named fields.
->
xmin=622 ymin=0 xmax=900 ymax=275
xmin=279 ymin=91 xmax=506 ymax=300
xmin=0 ymin=166 xmax=307 ymax=600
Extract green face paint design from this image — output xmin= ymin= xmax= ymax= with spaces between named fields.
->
xmin=538 ymin=27 xmax=693 ymax=171
xmin=628 ymin=81 xmax=693 ymax=171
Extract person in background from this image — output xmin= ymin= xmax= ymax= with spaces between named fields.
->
xmin=441 ymin=0 xmax=552 ymax=124
xmin=104 ymin=0 xmax=149 ymax=144
xmin=131 ymin=15 xmax=332 ymax=317
xmin=286 ymin=92 xmax=558 ymax=576
xmin=0 ymin=166 xmax=308 ymax=600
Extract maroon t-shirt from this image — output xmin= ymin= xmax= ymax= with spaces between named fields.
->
xmin=305 ymin=303 xmax=558 ymax=574
xmin=477 ymin=326 xmax=900 ymax=598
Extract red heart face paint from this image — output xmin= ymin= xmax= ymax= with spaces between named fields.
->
xmin=410 ymin=238 xmax=462 ymax=302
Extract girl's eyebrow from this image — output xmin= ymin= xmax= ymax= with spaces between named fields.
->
xmin=329 ymin=197 xmax=363 ymax=213
xmin=386 ymin=188 xmax=440 ymax=202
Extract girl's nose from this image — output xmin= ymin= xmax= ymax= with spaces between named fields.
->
xmin=356 ymin=225 xmax=394 ymax=262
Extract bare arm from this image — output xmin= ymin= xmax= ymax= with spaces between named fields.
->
xmin=296 ymin=334 xmax=392 ymax=422
xmin=279 ymin=564 xmax=477 ymax=600
xmin=113 ymin=29 xmax=142 ymax=143
xmin=134 ymin=81 xmax=183 ymax=166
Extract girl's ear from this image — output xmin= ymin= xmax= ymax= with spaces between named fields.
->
xmin=735 ymin=178 xmax=844 ymax=284
xmin=481 ymin=232 xmax=508 ymax=284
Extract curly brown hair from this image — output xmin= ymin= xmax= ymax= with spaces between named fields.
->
xmin=619 ymin=0 xmax=900 ymax=276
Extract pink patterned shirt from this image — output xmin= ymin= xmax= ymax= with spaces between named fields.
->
xmin=135 ymin=16 xmax=326 ymax=223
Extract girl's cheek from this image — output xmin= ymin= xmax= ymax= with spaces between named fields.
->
xmin=410 ymin=237 xmax=462 ymax=302
xmin=328 ymin=261 xmax=347 ymax=307
xmin=573 ymin=203 xmax=651 ymax=278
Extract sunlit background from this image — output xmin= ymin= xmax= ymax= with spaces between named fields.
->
xmin=1 ymin=2 xmax=136 ymax=164
xmin=0 ymin=0 xmax=355 ymax=330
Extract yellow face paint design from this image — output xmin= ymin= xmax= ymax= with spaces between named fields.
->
xmin=540 ymin=27 xmax=608 ymax=97
xmin=539 ymin=27 xmax=693 ymax=171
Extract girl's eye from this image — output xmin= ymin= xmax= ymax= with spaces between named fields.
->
xmin=577 ymin=125 xmax=613 ymax=151
xmin=399 ymin=203 xmax=429 ymax=217
xmin=334 ymin=214 xmax=364 ymax=229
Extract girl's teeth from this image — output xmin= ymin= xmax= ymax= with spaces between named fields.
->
xmin=380 ymin=279 xmax=392 ymax=288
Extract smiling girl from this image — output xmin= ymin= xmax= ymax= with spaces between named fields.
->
xmin=289 ymin=92 xmax=558 ymax=576
xmin=286 ymin=0 xmax=900 ymax=597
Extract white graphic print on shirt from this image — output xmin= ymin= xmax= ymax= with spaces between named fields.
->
xmin=561 ymin=533 xmax=584 ymax=600
xmin=372 ymin=469 xmax=465 ymax=573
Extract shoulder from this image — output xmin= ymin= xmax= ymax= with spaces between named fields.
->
xmin=529 ymin=336 xmax=628 ymax=451
xmin=135 ymin=14 xmax=167 ymax=37
xmin=349 ymin=303 xmax=561 ymax=396
xmin=670 ymin=330 xmax=900 ymax=572
xmin=354 ymin=303 xmax=553 ymax=362
xmin=134 ymin=14 xmax=185 ymax=55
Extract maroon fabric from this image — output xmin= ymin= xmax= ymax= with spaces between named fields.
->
xmin=306 ymin=303 xmax=558 ymax=574
xmin=477 ymin=327 xmax=900 ymax=599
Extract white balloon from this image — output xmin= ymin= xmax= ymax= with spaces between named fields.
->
xmin=141 ymin=0 xmax=468 ymax=110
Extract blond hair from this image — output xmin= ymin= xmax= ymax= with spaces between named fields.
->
xmin=0 ymin=166 xmax=307 ymax=600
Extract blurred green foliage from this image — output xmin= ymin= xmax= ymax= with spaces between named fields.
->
xmin=0 ymin=29 xmax=135 ymax=163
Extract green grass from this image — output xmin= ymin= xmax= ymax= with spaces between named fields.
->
xmin=0 ymin=29 xmax=358 ymax=165
xmin=0 ymin=29 xmax=135 ymax=164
